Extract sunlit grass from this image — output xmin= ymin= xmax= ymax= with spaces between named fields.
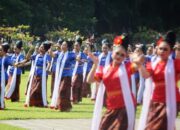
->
xmin=0 ymin=71 xmax=94 ymax=120
xmin=0 ymin=123 xmax=26 ymax=130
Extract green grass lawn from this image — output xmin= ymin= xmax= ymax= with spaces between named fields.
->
xmin=0 ymin=123 xmax=26 ymax=130
xmin=0 ymin=71 xmax=179 ymax=120
xmin=0 ymin=71 xmax=94 ymax=120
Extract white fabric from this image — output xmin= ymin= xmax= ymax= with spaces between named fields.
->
xmin=119 ymin=63 xmax=135 ymax=130
xmin=137 ymin=75 xmax=145 ymax=103
xmin=42 ymin=53 xmax=48 ymax=106
xmin=71 ymin=52 xmax=81 ymax=100
xmin=25 ymin=54 xmax=40 ymax=106
xmin=83 ymin=61 xmax=88 ymax=82
xmin=131 ymin=74 xmax=136 ymax=98
xmin=50 ymin=51 xmax=68 ymax=107
xmin=165 ymin=59 xmax=176 ymax=130
xmin=5 ymin=54 xmax=21 ymax=98
xmin=50 ymin=52 xmax=63 ymax=107
xmin=72 ymin=52 xmax=81 ymax=78
xmin=26 ymin=60 xmax=35 ymax=89
xmin=0 ymin=57 xmax=5 ymax=108
xmin=91 ymin=66 xmax=109 ymax=130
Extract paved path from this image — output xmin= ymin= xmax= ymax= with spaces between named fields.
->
xmin=0 ymin=119 xmax=180 ymax=130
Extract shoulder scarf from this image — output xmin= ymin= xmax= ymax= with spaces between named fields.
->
xmin=26 ymin=59 xmax=35 ymax=89
xmin=71 ymin=52 xmax=81 ymax=100
xmin=41 ymin=53 xmax=48 ymax=106
xmin=50 ymin=51 xmax=68 ymax=108
xmin=83 ymin=57 xmax=88 ymax=82
xmin=91 ymin=63 xmax=135 ymax=130
xmin=72 ymin=52 xmax=82 ymax=79
xmin=137 ymin=74 xmax=145 ymax=103
xmin=131 ymin=74 xmax=136 ymax=98
xmin=130 ymin=58 xmax=136 ymax=98
xmin=25 ymin=54 xmax=40 ymax=106
xmin=138 ymin=58 xmax=177 ymax=130
xmin=5 ymin=54 xmax=21 ymax=99
xmin=0 ymin=57 xmax=5 ymax=109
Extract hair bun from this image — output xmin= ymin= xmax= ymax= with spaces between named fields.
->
xmin=165 ymin=31 xmax=176 ymax=49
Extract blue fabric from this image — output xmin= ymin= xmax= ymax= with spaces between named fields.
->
xmin=83 ymin=53 xmax=93 ymax=73
xmin=99 ymin=53 xmax=112 ymax=67
xmin=87 ymin=56 xmax=93 ymax=72
xmin=0 ymin=56 xmax=12 ymax=81
xmin=61 ymin=52 xmax=76 ymax=77
xmin=52 ymin=51 xmax=60 ymax=72
xmin=145 ymin=55 xmax=153 ymax=63
xmin=171 ymin=52 xmax=176 ymax=59
xmin=9 ymin=54 xmax=24 ymax=75
xmin=73 ymin=52 xmax=87 ymax=74
xmin=93 ymin=51 xmax=100 ymax=57
xmin=31 ymin=54 xmax=51 ymax=76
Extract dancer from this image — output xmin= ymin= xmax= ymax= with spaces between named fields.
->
xmin=49 ymin=38 xmax=63 ymax=98
xmin=5 ymin=40 xmax=24 ymax=102
xmin=88 ymin=34 xmax=136 ymax=130
xmin=71 ymin=37 xmax=87 ymax=104
xmin=91 ymin=39 xmax=112 ymax=101
xmin=82 ymin=45 xmax=93 ymax=97
xmin=17 ymin=42 xmax=51 ymax=107
xmin=137 ymin=31 xmax=180 ymax=130
xmin=50 ymin=40 xmax=76 ymax=111
xmin=0 ymin=43 xmax=11 ymax=109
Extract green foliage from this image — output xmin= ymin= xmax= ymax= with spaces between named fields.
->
xmin=0 ymin=25 xmax=36 ymax=43
xmin=45 ymin=28 xmax=82 ymax=41
xmin=0 ymin=0 xmax=180 ymax=36
xmin=132 ymin=27 xmax=159 ymax=44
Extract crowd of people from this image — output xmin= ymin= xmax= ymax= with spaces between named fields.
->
xmin=0 ymin=31 xmax=180 ymax=130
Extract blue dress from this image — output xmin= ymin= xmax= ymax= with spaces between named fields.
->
xmin=9 ymin=54 xmax=24 ymax=75
xmin=31 ymin=54 xmax=51 ymax=76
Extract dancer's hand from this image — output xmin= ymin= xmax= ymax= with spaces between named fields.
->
xmin=131 ymin=53 xmax=145 ymax=67
xmin=88 ymin=52 xmax=99 ymax=65
xmin=14 ymin=63 xmax=19 ymax=67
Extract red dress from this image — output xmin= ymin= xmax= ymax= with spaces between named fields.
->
xmin=146 ymin=59 xmax=180 ymax=103
xmin=95 ymin=62 xmax=136 ymax=110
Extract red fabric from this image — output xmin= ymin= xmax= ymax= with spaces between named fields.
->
xmin=95 ymin=62 xmax=136 ymax=110
xmin=146 ymin=59 xmax=180 ymax=103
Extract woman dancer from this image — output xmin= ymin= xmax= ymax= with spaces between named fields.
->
xmin=88 ymin=34 xmax=136 ymax=130
xmin=137 ymin=31 xmax=180 ymax=130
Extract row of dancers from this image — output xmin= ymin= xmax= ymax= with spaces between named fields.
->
xmin=0 ymin=31 xmax=180 ymax=130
